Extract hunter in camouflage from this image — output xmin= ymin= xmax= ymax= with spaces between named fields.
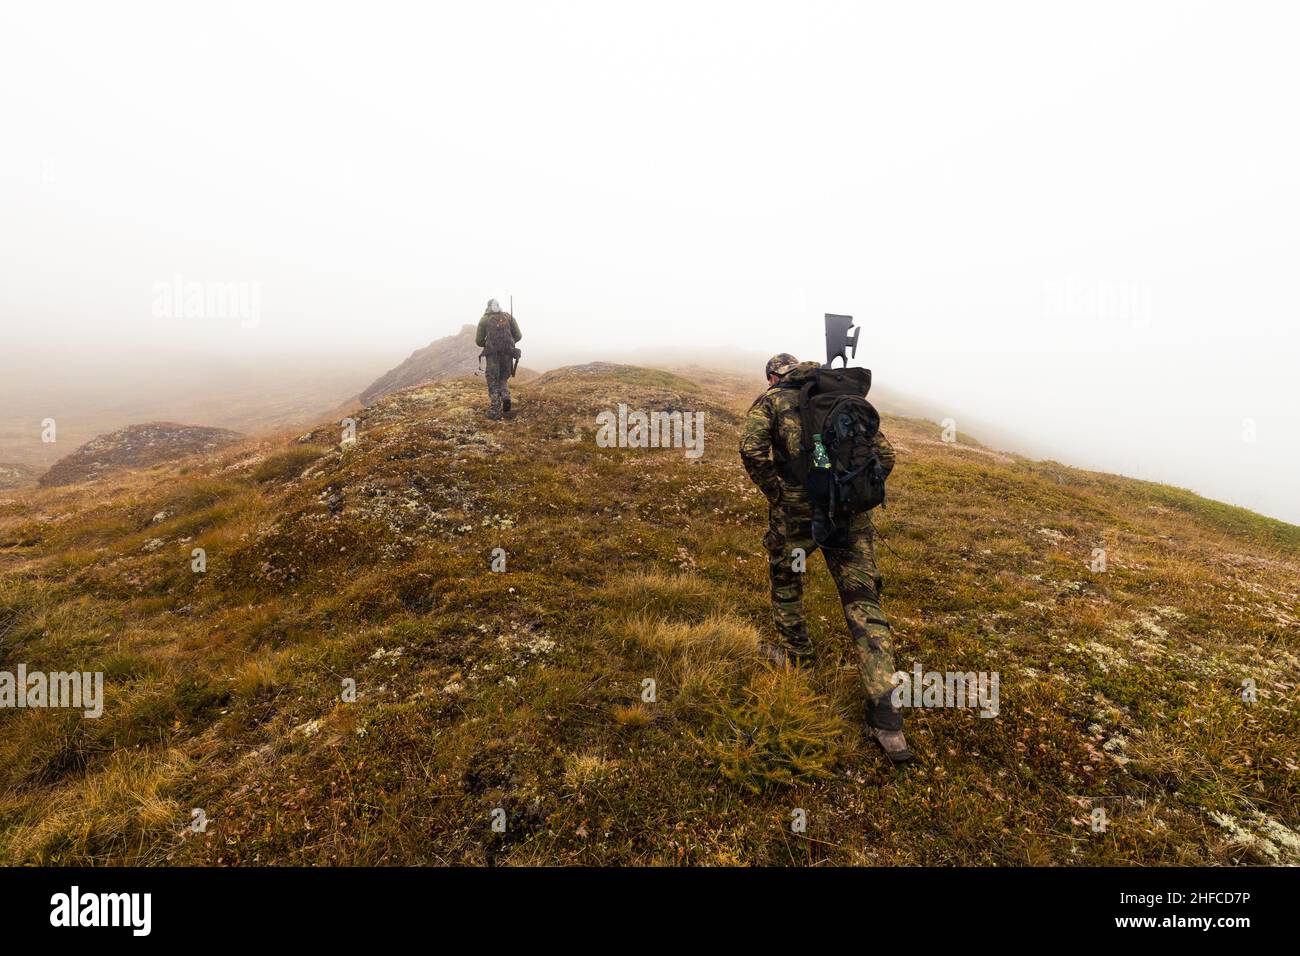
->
xmin=476 ymin=299 xmax=523 ymax=420
xmin=739 ymin=354 xmax=912 ymax=762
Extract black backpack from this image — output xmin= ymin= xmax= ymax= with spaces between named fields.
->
xmin=782 ymin=365 xmax=887 ymax=545
xmin=483 ymin=312 xmax=516 ymax=354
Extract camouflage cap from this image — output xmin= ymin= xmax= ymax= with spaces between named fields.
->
xmin=765 ymin=353 xmax=799 ymax=379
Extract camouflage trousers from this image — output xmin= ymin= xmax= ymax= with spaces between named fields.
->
xmin=483 ymin=351 xmax=513 ymax=416
xmin=764 ymin=489 xmax=901 ymax=727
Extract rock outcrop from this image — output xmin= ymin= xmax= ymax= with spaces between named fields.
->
xmin=38 ymin=422 xmax=245 ymax=487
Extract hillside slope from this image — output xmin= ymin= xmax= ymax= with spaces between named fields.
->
xmin=0 ymin=464 xmax=36 ymax=490
xmin=0 ymin=365 xmax=1296 ymax=865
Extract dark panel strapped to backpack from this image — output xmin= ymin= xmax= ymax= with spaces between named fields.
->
xmin=781 ymin=365 xmax=887 ymax=546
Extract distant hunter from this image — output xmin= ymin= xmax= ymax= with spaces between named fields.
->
xmin=476 ymin=298 xmax=523 ymax=420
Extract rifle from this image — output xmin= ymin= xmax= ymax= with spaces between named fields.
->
xmin=509 ymin=295 xmax=519 ymax=378
xmin=824 ymin=313 xmax=860 ymax=368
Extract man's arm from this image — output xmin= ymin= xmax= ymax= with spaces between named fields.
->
xmin=475 ymin=314 xmax=488 ymax=348
xmin=508 ymin=315 xmax=522 ymax=343
xmin=739 ymin=394 xmax=783 ymax=503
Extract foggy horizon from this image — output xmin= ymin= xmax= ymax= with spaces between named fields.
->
xmin=3 ymin=1 xmax=1297 ymax=522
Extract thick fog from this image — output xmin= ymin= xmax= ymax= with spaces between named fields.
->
xmin=2 ymin=2 xmax=1297 ymax=521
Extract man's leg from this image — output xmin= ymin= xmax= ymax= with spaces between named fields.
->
xmin=822 ymin=525 xmax=906 ymax=738
xmin=495 ymin=354 xmax=513 ymax=415
xmin=485 ymin=357 xmax=503 ymax=418
xmin=763 ymin=496 xmax=816 ymax=661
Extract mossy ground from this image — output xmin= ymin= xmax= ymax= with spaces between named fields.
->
xmin=0 ymin=365 xmax=1295 ymax=865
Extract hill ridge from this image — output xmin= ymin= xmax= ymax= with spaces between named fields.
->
xmin=0 ymin=363 xmax=1296 ymax=865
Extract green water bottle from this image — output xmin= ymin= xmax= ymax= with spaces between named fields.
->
xmin=812 ymin=434 xmax=831 ymax=469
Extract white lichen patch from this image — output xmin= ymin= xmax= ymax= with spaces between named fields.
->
xmin=292 ymin=718 xmax=322 ymax=738
xmin=1135 ymin=614 xmax=1169 ymax=639
xmin=497 ymin=623 xmax=557 ymax=661
xmin=1100 ymin=734 xmax=1131 ymax=766
xmin=1065 ymin=640 xmax=1129 ymax=673
xmin=1208 ymin=810 xmax=1300 ymax=863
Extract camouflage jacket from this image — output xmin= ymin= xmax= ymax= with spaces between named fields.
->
xmin=475 ymin=311 xmax=522 ymax=350
xmin=739 ymin=361 xmax=895 ymax=502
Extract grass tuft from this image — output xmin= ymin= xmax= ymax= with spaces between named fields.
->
xmin=252 ymin=445 xmax=329 ymax=483
xmin=705 ymin=668 xmax=847 ymax=793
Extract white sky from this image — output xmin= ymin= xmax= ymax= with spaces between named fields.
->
xmin=2 ymin=1 xmax=1297 ymax=521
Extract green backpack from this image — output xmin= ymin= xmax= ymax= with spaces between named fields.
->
xmin=780 ymin=364 xmax=887 ymax=545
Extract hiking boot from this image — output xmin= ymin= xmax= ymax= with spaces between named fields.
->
xmin=486 ymin=409 xmax=502 ymax=421
xmin=758 ymin=642 xmax=792 ymax=668
xmin=503 ymin=397 xmax=512 ymax=414
xmin=787 ymin=640 xmax=815 ymax=663
xmin=759 ymin=642 xmax=814 ymax=669
xmin=867 ymin=725 xmax=913 ymax=764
